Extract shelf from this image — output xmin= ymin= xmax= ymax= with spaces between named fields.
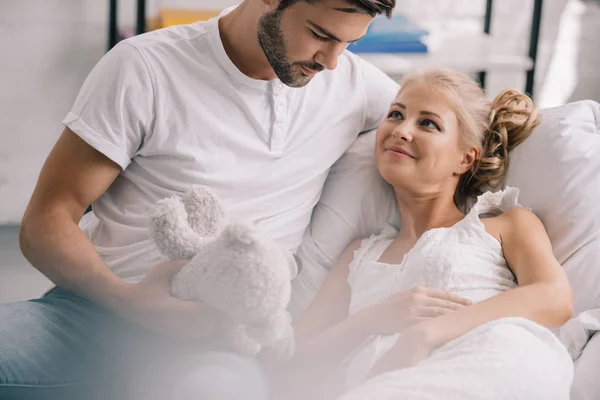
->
xmin=109 ymin=0 xmax=542 ymax=97
xmin=355 ymin=32 xmax=534 ymax=77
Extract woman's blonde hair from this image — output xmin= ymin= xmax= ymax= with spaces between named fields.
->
xmin=401 ymin=68 xmax=540 ymax=204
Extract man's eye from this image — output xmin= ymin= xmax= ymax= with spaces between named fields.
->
xmin=310 ymin=30 xmax=329 ymax=42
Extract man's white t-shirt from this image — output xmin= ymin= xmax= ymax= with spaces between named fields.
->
xmin=63 ymin=12 xmax=399 ymax=282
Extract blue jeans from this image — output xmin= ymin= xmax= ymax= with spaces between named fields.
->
xmin=0 ymin=287 xmax=269 ymax=400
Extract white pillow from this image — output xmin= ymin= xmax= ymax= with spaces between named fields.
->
xmin=290 ymin=100 xmax=600 ymax=321
xmin=289 ymin=131 xmax=398 ymax=317
xmin=289 ymin=130 xmax=397 ymax=317
xmin=505 ymin=100 xmax=600 ymax=317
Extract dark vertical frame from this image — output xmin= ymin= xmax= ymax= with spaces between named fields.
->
xmin=477 ymin=0 xmax=494 ymax=90
xmin=526 ymin=0 xmax=543 ymax=98
xmin=108 ymin=0 xmax=118 ymax=51
xmin=136 ymin=0 xmax=146 ymax=35
xmin=107 ymin=0 xmax=147 ymax=50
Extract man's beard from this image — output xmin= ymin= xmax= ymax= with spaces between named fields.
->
xmin=257 ymin=9 xmax=323 ymax=88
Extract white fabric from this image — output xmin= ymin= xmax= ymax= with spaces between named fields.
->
xmin=503 ymin=100 xmax=600 ymax=336
xmin=338 ymin=317 xmax=574 ymax=400
xmin=63 ymin=9 xmax=399 ymax=282
xmin=559 ymin=308 xmax=600 ymax=360
xmin=343 ymin=188 xmax=521 ymax=387
xmin=571 ymin=331 xmax=600 ymax=400
xmin=505 ymin=101 xmax=600 ymax=400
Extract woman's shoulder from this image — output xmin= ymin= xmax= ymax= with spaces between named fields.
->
xmin=482 ymin=207 xmax=542 ymax=246
xmin=474 ymin=187 xmax=537 ymax=244
xmin=471 ymin=187 xmax=524 ymax=215
xmin=492 ymin=207 xmax=540 ymax=228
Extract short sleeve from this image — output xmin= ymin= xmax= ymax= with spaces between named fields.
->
xmin=358 ymin=57 xmax=400 ymax=133
xmin=62 ymin=41 xmax=155 ymax=170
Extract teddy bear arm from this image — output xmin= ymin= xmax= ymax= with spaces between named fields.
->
xmin=221 ymin=321 xmax=262 ymax=357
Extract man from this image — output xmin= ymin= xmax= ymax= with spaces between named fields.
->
xmin=0 ymin=0 xmax=401 ymax=398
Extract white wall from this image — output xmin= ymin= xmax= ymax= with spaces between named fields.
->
xmin=0 ymin=1 xmax=108 ymax=224
xmin=0 ymin=0 xmax=590 ymax=223
xmin=0 ymin=0 xmax=240 ymax=224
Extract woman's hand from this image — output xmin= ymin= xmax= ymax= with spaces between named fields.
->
xmin=368 ymin=323 xmax=437 ymax=378
xmin=356 ymin=286 xmax=472 ymax=336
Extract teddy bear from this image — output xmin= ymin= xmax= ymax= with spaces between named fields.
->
xmin=148 ymin=185 xmax=298 ymax=359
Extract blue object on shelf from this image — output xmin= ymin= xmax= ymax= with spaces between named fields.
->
xmin=367 ymin=14 xmax=429 ymax=41
xmin=349 ymin=14 xmax=429 ymax=54
xmin=349 ymin=40 xmax=427 ymax=54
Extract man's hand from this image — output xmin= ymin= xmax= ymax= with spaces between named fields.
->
xmin=116 ymin=259 xmax=220 ymax=340
xmin=355 ymin=286 xmax=472 ymax=336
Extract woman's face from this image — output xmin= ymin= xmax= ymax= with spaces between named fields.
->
xmin=375 ymin=83 xmax=477 ymax=194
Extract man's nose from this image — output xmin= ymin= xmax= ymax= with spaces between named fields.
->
xmin=314 ymin=44 xmax=345 ymax=71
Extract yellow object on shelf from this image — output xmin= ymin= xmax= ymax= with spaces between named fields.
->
xmin=149 ymin=8 xmax=221 ymax=30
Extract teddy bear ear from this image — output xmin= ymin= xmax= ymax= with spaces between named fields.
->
xmin=148 ymin=195 xmax=213 ymax=260
xmin=182 ymin=185 xmax=226 ymax=237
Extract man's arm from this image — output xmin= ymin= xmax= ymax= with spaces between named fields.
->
xmin=22 ymin=41 xmax=150 ymax=309
xmin=20 ymin=129 xmax=215 ymax=339
xmin=20 ymin=128 xmax=127 ymax=309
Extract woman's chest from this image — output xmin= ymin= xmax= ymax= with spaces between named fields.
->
xmin=349 ymin=234 xmax=512 ymax=313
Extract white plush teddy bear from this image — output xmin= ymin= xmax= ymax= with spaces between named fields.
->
xmin=148 ymin=185 xmax=298 ymax=359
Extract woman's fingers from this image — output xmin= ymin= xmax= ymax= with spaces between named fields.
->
xmin=420 ymin=287 xmax=473 ymax=306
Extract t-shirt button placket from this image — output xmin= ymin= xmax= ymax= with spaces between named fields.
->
xmin=271 ymin=83 xmax=286 ymax=153
xmin=271 ymin=124 xmax=284 ymax=152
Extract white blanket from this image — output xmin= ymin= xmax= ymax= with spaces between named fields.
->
xmin=559 ymin=308 xmax=600 ymax=360
xmin=337 ymin=317 xmax=574 ymax=400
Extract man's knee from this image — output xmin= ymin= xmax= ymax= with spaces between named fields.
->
xmin=0 ymin=294 xmax=106 ymax=387
xmin=0 ymin=301 xmax=54 ymax=384
xmin=133 ymin=351 xmax=270 ymax=400
xmin=178 ymin=361 xmax=268 ymax=400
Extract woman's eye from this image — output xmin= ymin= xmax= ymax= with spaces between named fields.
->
xmin=422 ymin=119 xmax=440 ymax=130
xmin=388 ymin=110 xmax=403 ymax=119
xmin=310 ymin=30 xmax=329 ymax=42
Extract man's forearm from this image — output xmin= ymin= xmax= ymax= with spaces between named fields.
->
xmin=19 ymin=208 xmax=129 ymax=310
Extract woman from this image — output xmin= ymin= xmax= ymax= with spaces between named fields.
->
xmin=271 ymin=68 xmax=574 ymax=399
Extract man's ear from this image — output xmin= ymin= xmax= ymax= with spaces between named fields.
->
xmin=261 ymin=0 xmax=280 ymax=8
xmin=455 ymin=147 xmax=479 ymax=175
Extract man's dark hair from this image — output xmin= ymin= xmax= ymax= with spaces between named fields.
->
xmin=277 ymin=0 xmax=395 ymax=18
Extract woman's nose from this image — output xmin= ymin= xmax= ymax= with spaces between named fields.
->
xmin=392 ymin=124 xmax=413 ymax=142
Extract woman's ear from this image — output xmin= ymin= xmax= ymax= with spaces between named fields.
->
xmin=455 ymin=148 xmax=479 ymax=175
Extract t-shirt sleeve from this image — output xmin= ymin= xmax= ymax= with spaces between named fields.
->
xmin=62 ymin=41 xmax=155 ymax=170
xmin=359 ymin=57 xmax=400 ymax=133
